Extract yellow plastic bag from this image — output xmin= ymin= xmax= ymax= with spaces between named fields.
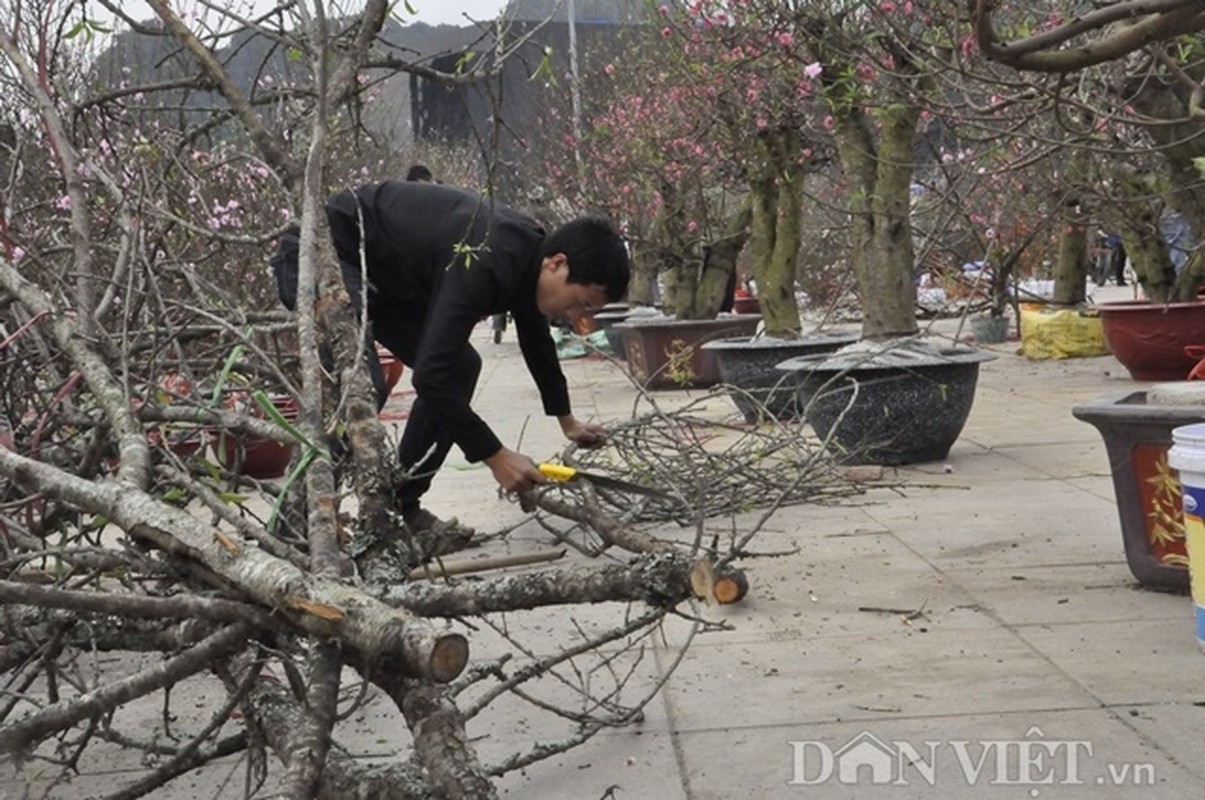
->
xmin=1019 ymin=306 xmax=1109 ymax=360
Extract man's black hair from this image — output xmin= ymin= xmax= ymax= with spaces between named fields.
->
xmin=406 ymin=164 xmax=434 ymax=182
xmin=541 ymin=216 xmax=630 ymax=303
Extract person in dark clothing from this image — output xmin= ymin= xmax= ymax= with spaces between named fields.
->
xmin=270 ymin=180 xmax=629 ymax=535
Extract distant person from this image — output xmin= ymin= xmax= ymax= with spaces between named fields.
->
xmin=1106 ymin=233 xmax=1127 ymax=286
xmin=270 ymin=181 xmax=629 ymax=544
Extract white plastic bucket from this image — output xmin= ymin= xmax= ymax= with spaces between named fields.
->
xmin=1168 ymin=422 xmax=1205 ymax=653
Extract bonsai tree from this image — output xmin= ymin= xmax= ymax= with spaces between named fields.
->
xmin=973 ymin=0 xmax=1205 ymax=302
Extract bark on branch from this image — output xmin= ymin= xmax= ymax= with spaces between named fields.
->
xmin=0 ymin=448 xmax=467 ymax=683
xmin=0 ymin=622 xmax=252 ymax=756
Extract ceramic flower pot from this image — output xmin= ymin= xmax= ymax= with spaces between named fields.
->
xmin=970 ymin=314 xmax=1009 ymax=344
xmin=214 ymin=393 xmax=299 ymax=479
xmin=1095 ymin=299 xmax=1205 ymax=381
xmin=732 ymin=295 xmax=761 ymax=315
xmin=702 ymin=332 xmax=859 ymax=422
xmin=614 ymin=315 xmax=762 ymax=390
xmin=376 ymin=344 xmax=405 ymax=394
xmin=777 ymin=343 xmax=996 ymax=465
xmin=592 ymin=307 xmax=633 ymax=361
xmin=1072 ymin=386 xmax=1202 ymax=592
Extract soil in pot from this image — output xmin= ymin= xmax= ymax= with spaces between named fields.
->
xmin=702 ymin=332 xmax=859 ymax=422
xmin=777 ymin=340 xmax=996 ymax=465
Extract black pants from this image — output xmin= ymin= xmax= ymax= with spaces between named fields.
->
xmin=271 ymin=232 xmax=480 ymax=514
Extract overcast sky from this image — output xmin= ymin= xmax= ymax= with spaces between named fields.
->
xmin=94 ymin=1 xmax=513 ymax=31
xmin=407 ymin=0 xmax=509 ymax=26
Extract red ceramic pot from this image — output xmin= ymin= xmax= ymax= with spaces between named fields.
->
xmin=732 ymin=295 xmax=761 ymax=315
xmin=215 ymin=394 xmax=299 ymax=479
xmin=1096 ymin=300 xmax=1205 ymax=381
xmin=376 ymin=345 xmax=405 ymax=394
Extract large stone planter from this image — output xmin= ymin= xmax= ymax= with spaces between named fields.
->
xmin=702 ymin=332 xmax=859 ymax=422
xmin=592 ymin=307 xmax=632 ymax=361
xmin=1071 ymin=385 xmax=1204 ymax=592
xmin=776 ymin=342 xmax=996 ymax=465
xmin=615 ymin=315 xmax=762 ymax=390
xmin=1095 ymin=299 xmax=1205 ymax=381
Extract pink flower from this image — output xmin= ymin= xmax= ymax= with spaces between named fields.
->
xmin=661 ymin=26 xmax=671 ymax=39
xmin=604 ymin=63 xmax=615 ymax=75
xmin=804 ymin=61 xmax=823 ymax=79
xmin=823 ymin=115 xmax=835 ymax=131
xmin=658 ymin=4 xmax=670 ymax=15
xmin=882 ymin=0 xmax=896 ymax=11
xmin=56 ymin=195 xmax=72 ymax=210
xmin=776 ymin=32 xmax=794 ymax=47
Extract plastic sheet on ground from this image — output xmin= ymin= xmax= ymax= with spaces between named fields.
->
xmin=551 ymin=328 xmax=612 ymax=359
xmin=1019 ymin=304 xmax=1109 ymax=360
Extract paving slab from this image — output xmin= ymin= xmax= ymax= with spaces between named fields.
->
xmin=673 ymin=708 xmax=1201 ymax=799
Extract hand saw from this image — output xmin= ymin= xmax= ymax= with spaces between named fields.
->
xmin=538 ymin=463 xmax=669 ymax=499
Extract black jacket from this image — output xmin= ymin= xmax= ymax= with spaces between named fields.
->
xmin=324 ymin=181 xmax=570 ymax=462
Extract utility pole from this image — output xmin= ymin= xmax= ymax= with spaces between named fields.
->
xmin=567 ymin=0 xmax=584 ymax=179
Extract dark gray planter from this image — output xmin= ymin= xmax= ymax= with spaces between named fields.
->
xmin=702 ymin=333 xmax=859 ymax=422
xmin=1072 ymin=388 xmax=1204 ymax=592
xmin=777 ymin=343 xmax=996 ymax=465
xmin=970 ymin=315 xmax=1009 ymax=344
xmin=592 ymin=309 xmax=631 ymax=361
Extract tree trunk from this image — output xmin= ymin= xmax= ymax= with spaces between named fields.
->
xmin=835 ymin=105 xmax=922 ymax=340
xmin=627 ymin=239 xmax=660 ymax=307
xmin=749 ymin=129 xmax=805 ymax=338
xmin=1109 ymin=165 xmax=1177 ymax=303
xmin=1051 ymin=149 xmax=1091 ymax=306
xmin=1125 ymin=69 xmax=1205 ymax=301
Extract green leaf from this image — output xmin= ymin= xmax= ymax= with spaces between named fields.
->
xmin=210 ymin=345 xmax=246 ymax=407
xmin=251 ymin=391 xmax=324 ymax=455
xmin=160 ymin=487 xmax=189 ymax=504
xmin=1193 ymin=156 xmax=1205 ymax=179
xmin=267 ymin=446 xmax=319 ymax=533
xmin=217 ymin=492 xmax=249 ymax=504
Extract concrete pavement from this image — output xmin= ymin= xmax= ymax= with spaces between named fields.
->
xmin=6 ymin=289 xmax=1205 ymax=799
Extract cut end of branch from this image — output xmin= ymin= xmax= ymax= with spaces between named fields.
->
xmin=429 ymin=633 xmax=470 ymax=683
xmin=713 ymin=569 xmax=750 ymax=605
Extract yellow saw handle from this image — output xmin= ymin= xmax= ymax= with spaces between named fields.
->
xmin=538 ymin=463 xmax=578 ymax=482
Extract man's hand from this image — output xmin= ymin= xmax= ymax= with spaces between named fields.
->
xmin=558 ymin=414 xmax=607 ymax=449
xmin=483 ymin=447 xmax=545 ymax=493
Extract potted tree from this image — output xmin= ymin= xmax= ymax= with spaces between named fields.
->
xmin=544 ymin=43 xmax=760 ymax=391
xmin=750 ymin=5 xmax=996 ymax=464
xmin=629 ymin=9 xmax=858 ymax=414
xmin=1094 ymin=168 xmax=1205 ymax=380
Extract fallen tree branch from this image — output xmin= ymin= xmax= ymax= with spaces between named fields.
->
xmin=0 ymin=621 xmax=253 ymax=756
